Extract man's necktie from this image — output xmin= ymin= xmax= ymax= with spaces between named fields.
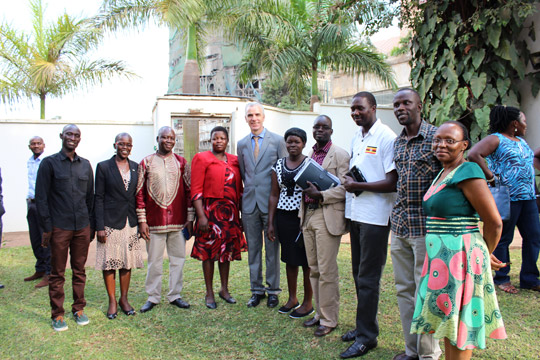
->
xmin=253 ymin=135 xmax=260 ymax=160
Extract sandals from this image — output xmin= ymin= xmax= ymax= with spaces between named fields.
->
xmin=497 ymin=282 xmax=519 ymax=294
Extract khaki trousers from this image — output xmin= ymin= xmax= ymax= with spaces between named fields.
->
xmin=302 ymin=208 xmax=341 ymax=328
xmin=390 ymin=232 xmax=441 ymax=359
xmin=145 ymin=231 xmax=186 ymax=303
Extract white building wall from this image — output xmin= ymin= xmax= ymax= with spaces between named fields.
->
xmin=519 ymin=3 xmax=540 ymax=150
xmin=0 ymin=97 xmax=398 ymax=232
xmin=0 ymin=120 xmax=153 ymax=232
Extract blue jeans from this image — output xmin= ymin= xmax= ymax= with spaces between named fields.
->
xmin=493 ymin=199 xmax=540 ymax=288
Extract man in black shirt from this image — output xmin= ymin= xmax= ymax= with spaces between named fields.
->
xmin=36 ymin=124 xmax=94 ymax=332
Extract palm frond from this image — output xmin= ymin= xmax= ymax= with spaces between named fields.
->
xmin=321 ymin=44 xmax=397 ymax=88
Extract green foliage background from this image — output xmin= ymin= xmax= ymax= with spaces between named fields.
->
xmin=402 ymin=0 xmax=538 ymax=141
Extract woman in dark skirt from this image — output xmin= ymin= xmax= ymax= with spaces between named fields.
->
xmin=268 ymin=128 xmax=313 ymax=318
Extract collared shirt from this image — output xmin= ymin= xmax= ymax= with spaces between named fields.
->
xmin=250 ymin=127 xmax=267 ymax=151
xmin=27 ymin=153 xmax=44 ymax=199
xmin=346 ymin=119 xmax=397 ymax=226
xmin=305 ymin=141 xmax=333 ymax=203
xmin=391 ymin=121 xmax=441 ymax=237
xmin=35 ymin=151 xmax=94 ymax=232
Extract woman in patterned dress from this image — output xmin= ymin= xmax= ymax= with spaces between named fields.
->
xmin=469 ymin=105 xmax=540 ymax=294
xmin=410 ymin=122 xmax=506 ymax=359
xmin=268 ymin=128 xmax=313 ymax=319
xmin=191 ymin=126 xmax=246 ymax=309
xmin=95 ymin=133 xmax=143 ymax=319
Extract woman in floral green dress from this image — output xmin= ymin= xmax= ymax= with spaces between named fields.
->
xmin=410 ymin=121 xmax=506 ymax=360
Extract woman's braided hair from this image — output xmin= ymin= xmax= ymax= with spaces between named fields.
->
xmin=488 ymin=105 xmax=521 ymax=134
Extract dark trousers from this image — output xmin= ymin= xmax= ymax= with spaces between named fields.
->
xmin=350 ymin=220 xmax=390 ymax=344
xmin=49 ymin=226 xmax=91 ymax=319
xmin=27 ymin=200 xmax=51 ymax=274
xmin=493 ymin=199 xmax=540 ymax=288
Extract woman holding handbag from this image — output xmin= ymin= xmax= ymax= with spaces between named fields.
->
xmin=469 ymin=105 xmax=540 ymax=294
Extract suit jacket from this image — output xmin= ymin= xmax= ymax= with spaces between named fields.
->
xmin=299 ymin=144 xmax=350 ymax=236
xmin=237 ymin=129 xmax=287 ymax=213
xmin=94 ymin=156 xmax=139 ymax=231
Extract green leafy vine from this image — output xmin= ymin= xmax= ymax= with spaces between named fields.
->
xmin=401 ymin=0 xmax=538 ymax=140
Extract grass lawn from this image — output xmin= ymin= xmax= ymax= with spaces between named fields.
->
xmin=0 ymin=244 xmax=539 ymax=359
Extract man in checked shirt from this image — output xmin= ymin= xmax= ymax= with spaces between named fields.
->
xmin=390 ymin=89 xmax=442 ymax=360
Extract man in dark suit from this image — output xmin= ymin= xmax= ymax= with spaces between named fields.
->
xmin=237 ymin=102 xmax=287 ymax=308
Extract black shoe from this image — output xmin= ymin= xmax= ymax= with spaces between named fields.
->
xmin=140 ymin=301 xmax=157 ymax=313
xmin=303 ymin=317 xmax=320 ymax=327
xmin=341 ymin=329 xmax=357 ymax=342
xmin=0 ymin=284 xmax=4 ymax=289
xmin=247 ymin=294 xmax=265 ymax=308
xmin=206 ymin=301 xmax=217 ymax=309
xmin=278 ymin=302 xmax=299 ymax=314
xmin=218 ymin=292 xmax=237 ymax=304
xmin=170 ymin=298 xmax=190 ymax=309
xmin=340 ymin=341 xmax=377 ymax=359
xmin=121 ymin=307 xmax=136 ymax=316
xmin=289 ymin=307 xmax=314 ymax=319
xmin=267 ymin=294 xmax=279 ymax=308
xmin=106 ymin=312 xmax=117 ymax=320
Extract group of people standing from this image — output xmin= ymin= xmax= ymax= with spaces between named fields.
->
xmin=11 ymin=88 xmax=540 ymax=359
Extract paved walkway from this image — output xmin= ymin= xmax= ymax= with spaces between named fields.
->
xmin=2 ymin=229 xmax=523 ymax=269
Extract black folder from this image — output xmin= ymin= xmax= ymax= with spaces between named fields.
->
xmin=294 ymin=159 xmax=341 ymax=191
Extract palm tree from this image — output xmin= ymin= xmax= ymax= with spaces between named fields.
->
xmin=98 ymin=0 xmax=212 ymax=94
xmin=226 ymin=0 xmax=397 ymax=109
xmin=0 ymin=0 xmax=135 ymax=119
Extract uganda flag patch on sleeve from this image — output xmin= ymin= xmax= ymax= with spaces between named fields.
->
xmin=365 ymin=146 xmax=377 ymax=154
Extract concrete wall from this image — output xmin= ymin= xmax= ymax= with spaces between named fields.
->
xmin=0 ymin=119 xmax=153 ymax=233
xmin=0 ymin=98 xmax=398 ymax=233
xmin=519 ymin=3 xmax=540 ymax=150
xmin=152 ymin=95 xmax=398 ymax=154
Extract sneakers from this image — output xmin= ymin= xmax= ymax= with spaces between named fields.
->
xmin=52 ymin=316 xmax=68 ymax=332
xmin=73 ymin=311 xmax=90 ymax=326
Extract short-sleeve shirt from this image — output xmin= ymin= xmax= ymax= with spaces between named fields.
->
xmin=391 ymin=121 xmax=442 ymax=237
xmin=486 ymin=133 xmax=535 ymax=201
xmin=272 ymin=157 xmax=307 ymax=211
xmin=423 ymin=162 xmax=485 ymax=218
xmin=346 ymin=119 xmax=397 ymax=226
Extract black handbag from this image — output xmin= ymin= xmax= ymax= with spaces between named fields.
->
xmin=489 ymin=176 xmax=511 ymax=221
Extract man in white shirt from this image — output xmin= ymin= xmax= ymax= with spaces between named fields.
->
xmin=340 ymin=92 xmax=398 ymax=359
xmin=24 ymin=136 xmax=51 ymax=288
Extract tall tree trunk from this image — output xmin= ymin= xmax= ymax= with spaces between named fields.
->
xmin=310 ymin=67 xmax=320 ymax=111
xmin=182 ymin=24 xmax=200 ymax=94
xmin=40 ymin=92 xmax=46 ymax=119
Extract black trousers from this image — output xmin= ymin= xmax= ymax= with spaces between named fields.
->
xmin=350 ymin=220 xmax=390 ymax=345
xmin=27 ymin=200 xmax=51 ymax=274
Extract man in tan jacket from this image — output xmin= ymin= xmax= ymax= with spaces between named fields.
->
xmin=300 ymin=115 xmax=350 ymax=337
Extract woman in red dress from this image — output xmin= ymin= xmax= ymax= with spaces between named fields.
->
xmin=191 ymin=126 xmax=247 ymax=309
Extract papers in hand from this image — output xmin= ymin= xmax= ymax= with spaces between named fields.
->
xmin=294 ymin=158 xmax=341 ymax=191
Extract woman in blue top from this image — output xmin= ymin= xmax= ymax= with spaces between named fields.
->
xmin=469 ymin=105 xmax=540 ymax=294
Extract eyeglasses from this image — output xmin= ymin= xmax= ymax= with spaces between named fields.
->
xmin=433 ymin=138 xmax=465 ymax=145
